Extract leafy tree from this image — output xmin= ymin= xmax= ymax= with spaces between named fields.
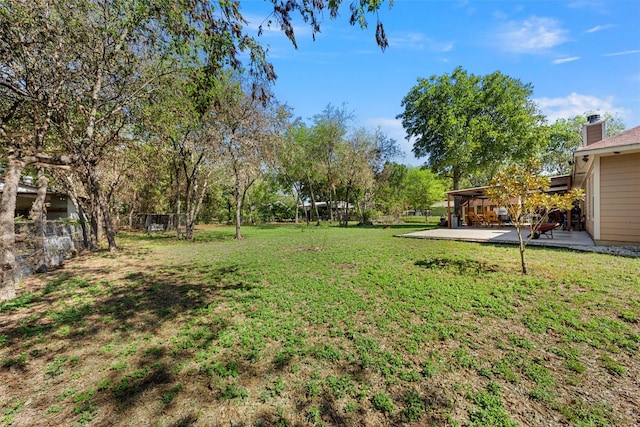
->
xmin=374 ymin=162 xmax=409 ymax=219
xmin=311 ymin=104 xmax=353 ymax=222
xmin=260 ymin=0 xmax=391 ymax=50
xmin=540 ymin=113 xmax=626 ymax=175
xmin=277 ymin=122 xmax=319 ymax=223
xmin=137 ymin=69 xmax=227 ymax=241
xmin=336 ymin=128 xmax=377 ymax=226
xmin=211 ymin=81 xmax=290 ymax=239
xmin=337 ymin=127 xmax=401 ymax=225
xmin=0 ymin=0 xmax=74 ymax=298
xmin=397 ymin=66 xmax=544 ymax=191
xmin=485 ymin=159 xmax=584 ymax=274
xmin=403 ymin=168 xmax=445 ymax=217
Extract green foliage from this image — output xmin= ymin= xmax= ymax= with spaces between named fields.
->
xmin=220 ymin=384 xmax=248 ymax=400
xmin=402 ymin=391 xmax=426 ymax=422
xmin=600 ymin=355 xmax=626 ymax=376
xmin=403 ymin=167 xmax=446 ymax=212
xmin=0 ymin=292 xmax=40 ymax=312
xmin=398 ymin=66 xmax=543 ymax=188
xmin=375 ymin=162 xmax=409 ymax=216
xmin=541 ymin=113 xmax=626 ymax=175
xmin=486 ymin=158 xmax=585 ymax=274
xmin=370 ymin=392 xmax=394 ymax=414
xmin=161 ymin=383 xmax=183 ymax=405
xmin=468 ymin=383 xmax=517 ymax=427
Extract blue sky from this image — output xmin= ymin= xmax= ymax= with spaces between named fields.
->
xmin=241 ymin=0 xmax=640 ymax=165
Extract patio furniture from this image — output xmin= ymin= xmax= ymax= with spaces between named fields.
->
xmin=485 ymin=211 xmax=502 ymax=226
xmin=571 ymin=213 xmax=585 ymax=231
xmin=467 ymin=211 xmax=484 ymax=226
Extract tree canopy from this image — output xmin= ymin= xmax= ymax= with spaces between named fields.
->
xmin=397 ymin=66 xmax=545 ymax=190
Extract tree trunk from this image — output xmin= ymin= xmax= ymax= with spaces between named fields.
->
xmin=519 ymin=245 xmax=528 ymax=275
xmin=328 ymin=191 xmax=335 ymax=222
xmin=185 ymin=218 xmax=194 ymax=240
xmin=308 ymin=183 xmax=320 ymax=225
xmin=176 ymin=197 xmax=182 ymax=240
xmin=234 ymin=181 xmax=243 ymax=239
xmin=99 ymin=193 xmax=117 ymax=251
xmin=342 ymin=185 xmax=350 ymax=227
xmin=29 ymin=167 xmax=49 ymax=272
xmin=0 ymin=158 xmax=24 ymax=301
xmin=88 ymin=195 xmax=100 ymax=250
xmin=65 ymin=177 xmax=89 ymax=249
xmin=76 ymin=202 xmax=90 ymax=250
xmin=293 ymin=183 xmax=302 ymax=224
xmin=128 ymin=188 xmax=137 ymax=229
xmin=515 ymin=225 xmax=528 ymax=274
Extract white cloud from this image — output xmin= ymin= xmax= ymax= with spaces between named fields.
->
xmin=552 ymin=56 xmax=581 ymax=64
xmin=495 ymin=16 xmax=569 ymax=53
xmin=586 ymin=24 xmax=614 ymax=33
xmin=388 ymin=32 xmax=455 ymax=52
xmin=568 ymin=1 xmax=611 ymax=13
xmin=534 ymin=92 xmax=627 ymax=122
xmin=603 ymin=49 xmax=640 ymax=57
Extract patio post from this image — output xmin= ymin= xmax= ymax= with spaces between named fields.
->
xmin=447 ymin=193 xmax=451 ymax=229
xmin=566 ymin=175 xmax=572 ymax=231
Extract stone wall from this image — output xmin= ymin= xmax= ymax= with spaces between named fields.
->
xmin=14 ymin=221 xmax=84 ymax=281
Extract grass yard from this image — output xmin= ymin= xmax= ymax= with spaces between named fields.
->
xmin=1 ymin=224 xmax=639 ymax=426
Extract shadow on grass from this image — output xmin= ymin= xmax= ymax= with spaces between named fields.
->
xmin=118 ymin=230 xmax=238 ymax=244
xmin=0 ymin=262 xmax=258 ymax=421
xmin=372 ymin=223 xmax=440 ymax=230
xmin=415 ymin=257 xmax=500 ymax=273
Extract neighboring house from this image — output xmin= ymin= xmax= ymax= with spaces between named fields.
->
xmin=0 ymin=176 xmax=78 ymax=220
xmin=573 ymin=117 xmax=640 ymax=245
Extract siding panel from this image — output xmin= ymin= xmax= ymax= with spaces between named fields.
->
xmin=599 ymin=153 xmax=640 ymax=243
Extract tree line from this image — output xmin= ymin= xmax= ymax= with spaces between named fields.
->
xmin=0 ymin=0 xmax=395 ymax=300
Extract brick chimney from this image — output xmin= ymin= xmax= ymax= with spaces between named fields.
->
xmin=582 ymin=114 xmax=606 ymax=146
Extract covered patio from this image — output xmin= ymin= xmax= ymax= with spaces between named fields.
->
xmin=444 ymin=175 xmax=581 ymax=230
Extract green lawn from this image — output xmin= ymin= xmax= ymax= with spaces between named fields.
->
xmin=1 ymin=224 xmax=639 ymax=426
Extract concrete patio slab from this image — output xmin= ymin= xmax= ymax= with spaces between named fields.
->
xmin=398 ymin=226 xmax=597 ymax=250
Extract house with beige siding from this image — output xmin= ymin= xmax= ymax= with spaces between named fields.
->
xmin=572 ymin=117 xmax=640 ymax=245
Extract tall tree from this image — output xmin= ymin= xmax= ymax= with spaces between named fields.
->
xmin=336 ymin=127 xmax=401 ymax=225
xmin=1 ymin=0 xmax=393 ymax=299
xmin=336 ymin=129 xmax=376 ymax=226
xmin=0 ymin=0 xmax=73 ymax=298
xmin=137 ymin=69 xmax=225 ymax=241
xmin=397 ymin=66 xmax=544 ymax=191
xmin=311 ymin=104 xmax=353 ymax=222
xmin=277 ymin=122 xmax=324 ymax=224
xmin=212 ymin=81 xmax=290 ymax=239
